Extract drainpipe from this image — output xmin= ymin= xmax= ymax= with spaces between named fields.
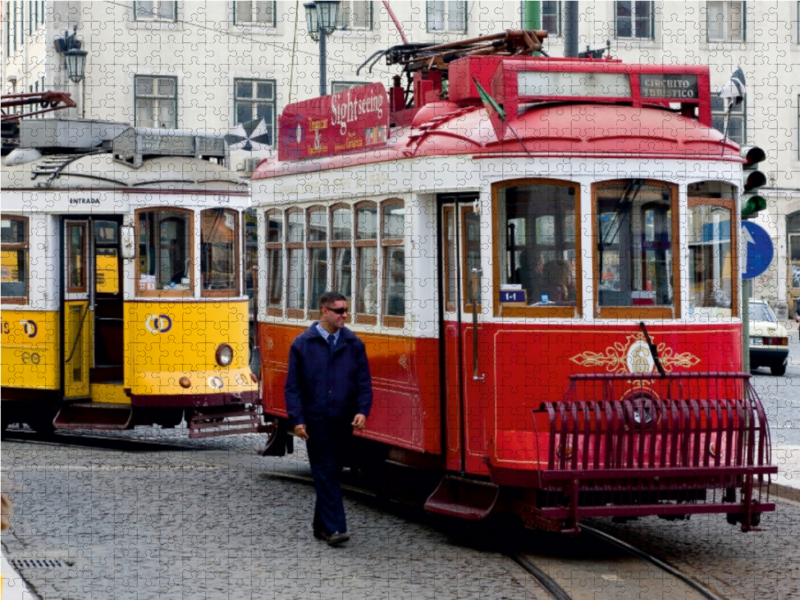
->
xmin=563 ymin=1 xmax=579 ymax=58
xmin=523 ymin=1 xmax=540 ymax=30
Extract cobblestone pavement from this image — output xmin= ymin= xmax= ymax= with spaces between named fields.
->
xmin=1 ymin=433 xmax=551 ymax=600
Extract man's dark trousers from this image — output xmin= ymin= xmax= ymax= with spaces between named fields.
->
xmin=306 ymin=415 xmax=352 ymax=535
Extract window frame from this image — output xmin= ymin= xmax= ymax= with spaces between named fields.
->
xmin=337 ymin=0 xmax=373 ymax=30
xmin=233 ymin=1 xmax=277 ymax=27
xmin=200 ymin=208 xmax=240 ymax=298
xmin=133 ymin=1 xmax=177 ymax=22
xmin=381 ymin=199 xmax=405 ymax=328
xmin=134 ymin=207 xmax=194 ymax=298
xmin=687 ymin=195 xmax=738 ymax=318
xmin=442 ymin=205 xmax=457 ymax=313
xmin=354 ymin=200 xmax=378 ymax=326
xmin=542 ymin=1 xmax=562 ymax=35
xmin=426 ymin=0 xmax=467 ymax=33
xmin=614 ymin=1 xmax=655 ymax=40
xmin=711 ymin=95 xmax=746 ymax=145
xmin=330 ymin=203 xmax=354 ymax=323
xmin=491 ymin=179 xmax=581 ymax=319
xmin=232 ymin=77 xmax=276 ymax=139
xmin=265 ymin=209 xmax=284 ymax=317
xmin=592 ymin=179 xmax=680 ymax=320
xmin=1 ymin=215 xmax=29 ymax=305
xmin=285 ymin=207 xmax=306 ymax=320
xmin=706 ymin=0 xmax=745 ymax=43
xmin=307 ymin=205 xmax=329 ymax=320
xmin=134 ymin=75 xmax=178 ymax=129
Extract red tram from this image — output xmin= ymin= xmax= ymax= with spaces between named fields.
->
xmin=252 ymin=31 xmax=776 ymax=532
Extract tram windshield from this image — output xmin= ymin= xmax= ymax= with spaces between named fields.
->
xmin=201 ymin=208 xmax=238 ymax=295
xmin=137 ymin=209 xmax=192 ymax=294
xmin=596 ymin=180 xmax=675 ymax=310
xmin=1 ymin=216 xmax=28 ymax=301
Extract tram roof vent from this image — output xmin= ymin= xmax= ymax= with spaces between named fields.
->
xmin=19 ymin=119 xmax=129 ymax=152
xmin=112 ymin=127 xmax=226 ymax=168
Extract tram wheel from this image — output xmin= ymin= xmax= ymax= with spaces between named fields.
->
xmin=771 ymin=363 xmax=786 ymax=376
xmin=260 ymin=418 xmax=289 ymax=457
xmin=29 ymin=415 xmax=56 ymax=436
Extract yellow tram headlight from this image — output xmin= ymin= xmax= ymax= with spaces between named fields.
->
xmin=216 ymin=344 xmax=234 ymax=367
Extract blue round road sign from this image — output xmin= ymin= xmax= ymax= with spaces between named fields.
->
xmin=742 ymin=221 xmax=774 ymax=280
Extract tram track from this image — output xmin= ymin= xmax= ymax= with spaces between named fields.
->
xmin=264 ymin=470 xmax=726 ymax=600
xmin=1 ymin=427 xmax=200 ymax=453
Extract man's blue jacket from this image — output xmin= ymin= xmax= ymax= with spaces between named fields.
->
xmin=284 ymin=323 xmax=373 ymax=427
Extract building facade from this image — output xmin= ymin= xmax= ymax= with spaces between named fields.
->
xmin=3 ymin=1 xmax=799 ymax=314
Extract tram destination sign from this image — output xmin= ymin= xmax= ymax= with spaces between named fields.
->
xmin=639 ymin=74 xmax=698 ymax=100
xmin=278 ymin=82 xmax=389 ymax=161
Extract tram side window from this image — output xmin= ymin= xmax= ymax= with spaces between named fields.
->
xmin=355 ymin=202 xmax=378 ymax=324
xmin=595 ymin=180 xmax=677 ymax=316
xmin=1 ymin=216 xmax=28 ymax=303
xmin=496 ymin=182 xmax=578 ymax=316
xmin=137 ymin=209 xmax=192 ymax=295
xmin=331 ymin=205 xmax=353 ymax=309
xmin=66 ymin=222 xmax=87 ymax=293
xmin=382 ymin=200 xmax=405 ymax=326
xmin=265 ymin=210 xmax=284 ymax=316
xmin=286 ymin=209 xmax=305 ymax=318
xmin=688 ymin=182 xmax=737 ymax=318
xmin=308 ymin=206 xmax=328 ymax=314
xmin=200 ymin=208 xmax=239 ymax=296
xmin=243 ymin=209 xmax=258 ymax=318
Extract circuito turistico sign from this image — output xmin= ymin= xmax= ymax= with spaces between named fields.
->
xmin=639 ymin=74 xmax=698 ymax=99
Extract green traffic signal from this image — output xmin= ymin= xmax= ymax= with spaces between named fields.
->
xmin=742 ymin=194 xmax=766 ymax=218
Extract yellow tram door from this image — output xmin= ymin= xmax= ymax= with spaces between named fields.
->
xmin=62 ymin=220 xmax=92 ymax=398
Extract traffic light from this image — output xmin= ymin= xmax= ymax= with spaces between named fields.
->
xmin=741 ymin=146 xmax=767 ymax=219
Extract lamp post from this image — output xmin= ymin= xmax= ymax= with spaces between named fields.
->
xmin=304 ymin=1 xmax=340 ymax=96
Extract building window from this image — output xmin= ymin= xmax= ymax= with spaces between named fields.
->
xmin=707 ymin=1 xmax=744 ymax=42
xmin=233 ymin=78 xmax=275 ymax=141
xmin=134 ymin=76 xmax=177 ymax=128
xmin=286 ymin=208 xmax=305 ymax=318
xmin=711 ymin=96 xmax=745 ymax=145
xmin=234 ymin=1 xmax=276 ymax=26
xmin=687 ymin=182 xmax=737 ymax=318
xmin=1 ymin=215 xmax=29 ymax=303
xmin=265 ymin=209 xmax=284 ymax=316
xmin=337 ymin=0 xmax=372 ymax=30
xmin=595 ymin=180 xmax=678 ymax=319
xmin=495 ymin=181 xmax=579 ymax=318
xmin=426 ymin=1 xmax=467 ymax=33
xmin=542 ymin=1 xmax=561 ymax=35
xmin=331 ymin=81 xmax=366 ymax=95
xmin=134 ymin=1 xmax=177 ymax=21
xmin=201 ymin=208 xmax=239 ymax=297
xmin=136 ymin=208 xmax=193 ymax=296
xmin=615 ymin=1 xmax=653 ymax=39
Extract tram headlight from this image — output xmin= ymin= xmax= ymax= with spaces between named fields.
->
xmin=216 ymin=344 xmax=234 ymax=367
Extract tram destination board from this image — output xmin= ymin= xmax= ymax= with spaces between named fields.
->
xmin=639 ymin=74 xmax=699 ymax=99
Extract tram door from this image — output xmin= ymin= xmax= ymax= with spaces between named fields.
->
xmin=439 ymin=195 xmax=488 ymax=473
xmin=62 ymin=217 xmax=124 ymax=399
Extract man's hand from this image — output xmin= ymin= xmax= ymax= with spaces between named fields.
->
xmin=293 ymin=424 xmax=308 ymax=440
xmin=351 ymin=414 xmax=367 ymax=430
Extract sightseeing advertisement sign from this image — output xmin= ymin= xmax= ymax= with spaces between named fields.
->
xmin=278 ymin=82 xmax=389 ymax=161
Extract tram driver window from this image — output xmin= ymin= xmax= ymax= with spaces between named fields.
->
xmin=496 ymin=182 xmax=579 ymax=317
xmin=595 ymin=180 xmax=677 ymax=317
xmin=200 ymin=208 xmax=238 ymax=297
xmin=382 ymin=200 xmax=405 ymax=327
xmin=137 ymin=209 xmax=193 ymax=296
xmin=1 ymin=216 xmax=28 ymax=303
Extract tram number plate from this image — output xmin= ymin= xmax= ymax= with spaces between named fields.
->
xmin=750 ymin=337 xmax=763 ymax=346
xmin=499 ymin=290 xmax=526 ymax=303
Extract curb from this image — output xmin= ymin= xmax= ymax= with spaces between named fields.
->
xmin=771 ymin=482 xmax=800 ymax=503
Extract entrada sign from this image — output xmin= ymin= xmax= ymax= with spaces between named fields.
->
xmin=278 ymin=83 xmax=389 ymax=161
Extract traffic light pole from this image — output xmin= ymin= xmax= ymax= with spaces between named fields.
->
xmin=743 ymin=278 xmax=751 ymax=373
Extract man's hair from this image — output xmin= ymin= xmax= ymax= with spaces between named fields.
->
xmin=319 ymin=291 xmax=347 ymax=311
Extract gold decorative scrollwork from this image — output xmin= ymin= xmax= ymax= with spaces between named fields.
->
xmin=571 ymin=333 xmax=700 ymax=374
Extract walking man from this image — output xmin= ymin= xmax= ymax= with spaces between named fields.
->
xmin=285 ymin=291 xmax=373 ymax=546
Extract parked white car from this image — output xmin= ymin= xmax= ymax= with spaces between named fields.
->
xmin=749 ymin=300 xmax=789 ymax=376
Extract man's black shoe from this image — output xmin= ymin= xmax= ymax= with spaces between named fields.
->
xmin=313 ymin=529 xmax=326 ymax=540
xmin=325 ymin=531 xmax=350 ymax=546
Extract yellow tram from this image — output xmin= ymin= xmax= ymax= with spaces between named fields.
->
xmin=1 ymin=119 xmax=259 ymax=436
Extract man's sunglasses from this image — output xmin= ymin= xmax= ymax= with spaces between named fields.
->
xmin=325 ymin=306 xmax=348 ymax=315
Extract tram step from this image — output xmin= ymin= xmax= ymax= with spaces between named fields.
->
xmin=53 ymin=402 xmax=133 ymax=431
xmin=424 ymin=475 xmax=500 ymax=520
xmin=187 ymin=409 xmax=267 ymax=439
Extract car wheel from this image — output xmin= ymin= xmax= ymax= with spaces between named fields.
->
xmin=771 ymin=363 xmax=787 ymax=376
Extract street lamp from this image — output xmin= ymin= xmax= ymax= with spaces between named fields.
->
xmin=304 ymin=1 xmax=340 ymax=96
xmin=54 ymin=26 xmax=88 ymax=83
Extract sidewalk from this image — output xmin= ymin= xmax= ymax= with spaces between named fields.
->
xmin=1 ymin=547 xmax=35 ymax=600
